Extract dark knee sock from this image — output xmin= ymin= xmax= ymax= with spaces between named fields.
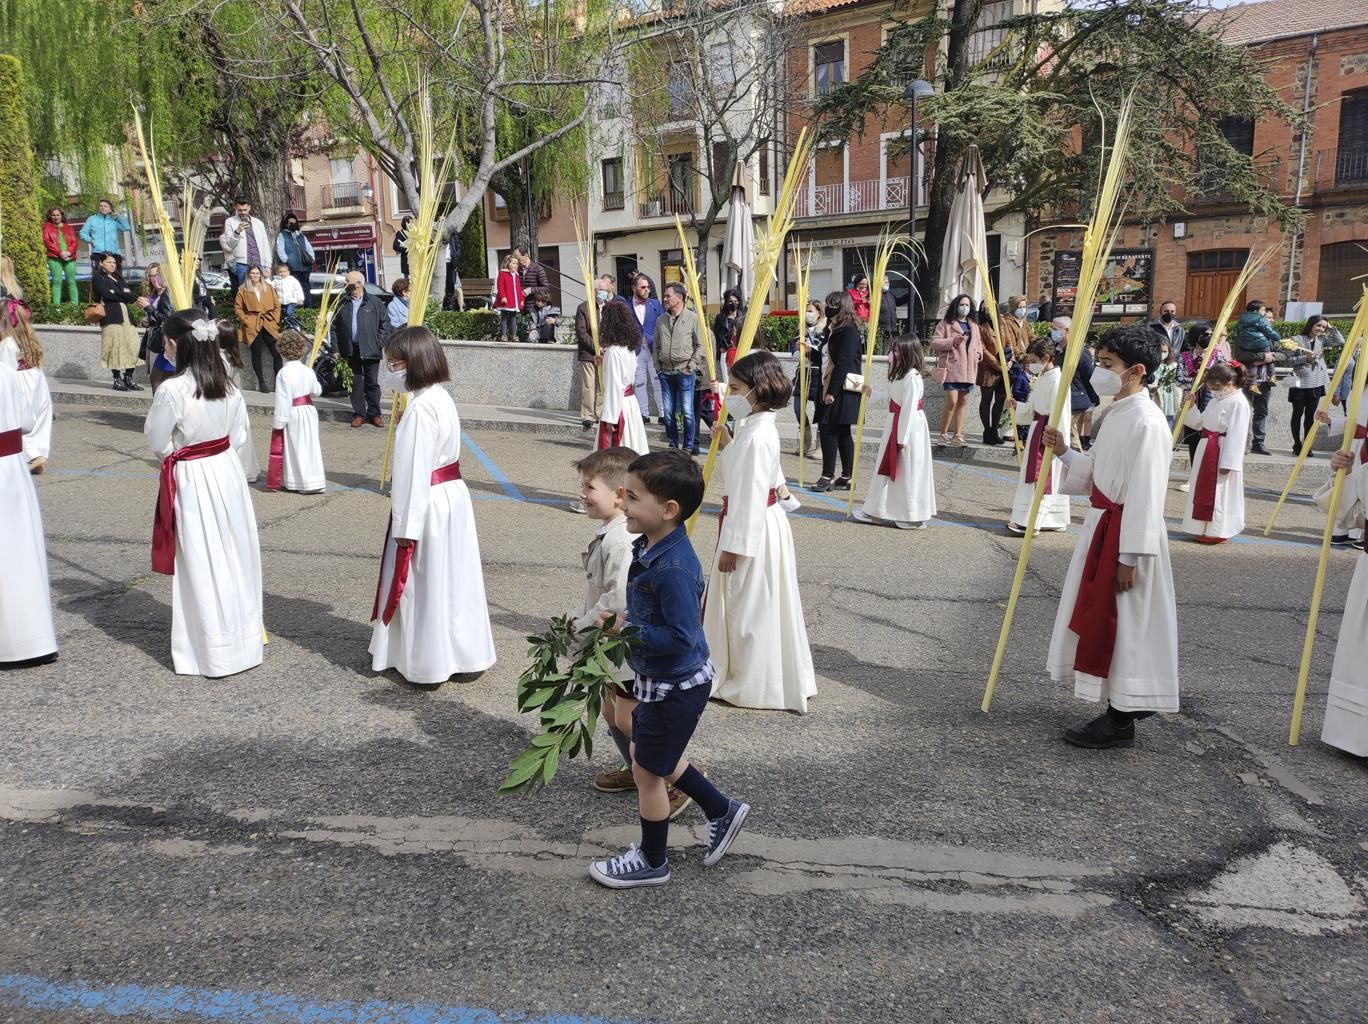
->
xmin=1106 ymin=704 xmax=1156 ymax=726
xmin=673 ymin=764 xmax=730 ymax=820
xmin=607 ymin=723 xmax=632 ymax=767
xmin=111 ymin=370 xmax=121 ymax=382
xmin=640 ymin=816 xmax=669 ymax=868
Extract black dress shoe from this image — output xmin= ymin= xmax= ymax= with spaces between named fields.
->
xmin=125 ymin=379 xmax=144 ymax=391
xmin=832 ymin=476 xmax=852 ymax=490
xmin=812 ymin=476 xmax=835 ymax=492
xmin=1064 ymin=712 xmax=1135 ymax=749
xmin=1250 ymin=445 xmax=1271 ymax=456
xmin=112 ymin=378 xmax=128 ymax=392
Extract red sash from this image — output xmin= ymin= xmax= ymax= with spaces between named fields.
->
xmin=718 ymin=488 xmax=778 ymax=540
xmin=371 ymin=461 xmax=463 ymax=625
xmin=151 ymin=435 xmax=232 ymax=575
xmin=596 ymin=386 xmax=635 ymax=451
xmin=1025 ymin=413 xmax=1053 ymax=495
xmin=266 ymin=397 xmax=317 ymax=490
xmin=1191 ymin=429 xmax=1225 ymax=522
xmin=0 ymin=428 xmax=20 ymax=458
xmin=293 ymin=395 xmax=313 ymax=407
xmin=1357 ymin=424 xmax=1368 ymax=465
xmin=1067 ymin=485 xmax=1124 ymax=678
xmin=877 ymin=401 xmax=903 ymax=480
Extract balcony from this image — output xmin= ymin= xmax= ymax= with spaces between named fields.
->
xmin=794 ymin=176 xmax=913 ymax=219
xmin=286 ymin=183 xmax=307 ymax=218
xmin=603 ymin=190 xmax=625 ymax=212
xmin=1311 ymin=146 xmax=1368 ymax=192
xmin=638 ymin=192 xmax=695 ymax=218
xmin=320 ymin=181 xmax=364 ymax=216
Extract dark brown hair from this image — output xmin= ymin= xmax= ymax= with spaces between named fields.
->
xmin=385 ymin=325 xmax=450 ymax=389
xmin=276 ymin=329 xmax=309 ymax=361
xmin=628 ymin=450 xmax=704 ymax=522
xmin=45 ymin=206 xmax=65 ymax=223
xmin=887 ymin=335 xmax=924 ymax=381
xmin=598 ymin=300 xmax=641 ymax=352
xmin=1205 ymin=361 xmax=1248 ymax=390
xmin=392 ymin=277 xmax=410 ymax=298
xmin=164 ymin=310 xmax=232 ymax=400
xmin=1026 ymin=338 xmax=1054 ymax=362
xmin=573 ymin=446 xmax=635 ymax=489
xmin=824 ymin=290 xmax=855 ymax=332
xmin=729 ymin=350 xmax=792 ymax=410
xmin=218 ymin=320 xmax=243 ymax=369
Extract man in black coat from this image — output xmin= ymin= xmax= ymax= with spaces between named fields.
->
xmin=331 ymin=270 xmax=393 ymax=427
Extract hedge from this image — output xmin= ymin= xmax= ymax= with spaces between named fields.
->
xmin=0 ymin=55 xmax=49 ymax=319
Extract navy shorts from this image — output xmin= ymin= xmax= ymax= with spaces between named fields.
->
xmin=943 ymin=381 xmax=974 ymax=392
xmin=631 ymin=683 xmax=710 ymax=778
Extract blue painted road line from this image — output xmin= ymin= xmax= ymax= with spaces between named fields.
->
xmin=461 ymin=433 xmax=525 ymax=502
xmin=0 ymin=973 xmax=638 ymax=1024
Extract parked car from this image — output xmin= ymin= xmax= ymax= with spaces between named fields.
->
xmin=308 ymin=273 xmax=392 ymax=304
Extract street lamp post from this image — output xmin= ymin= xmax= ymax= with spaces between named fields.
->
xmin=904 ymin=79 xmax=934 ymax=332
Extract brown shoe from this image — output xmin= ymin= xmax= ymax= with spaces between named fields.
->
xmin=351 ymin=416 xmax=364 ymax=428
xmin=28 ymin=457 xmax=45 ymax=475
xmin=370 ymin=416 xmax=385 ymax=428
xmin=593 ymin=766 xmax=636 ymax=793
xmin=667 ymin=785 xmax=694 ymax=820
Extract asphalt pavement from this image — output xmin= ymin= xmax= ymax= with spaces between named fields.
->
xmin=0 ymin=398 xmax=1364 ymax=1024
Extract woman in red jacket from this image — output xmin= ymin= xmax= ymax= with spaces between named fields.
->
xmin=493 ymin=253 xmax=524 ymax=342
xmin=42 ymin=208 xmax=80 ymax=305
xmin=847 ymin=273 xmax=871 ymax=322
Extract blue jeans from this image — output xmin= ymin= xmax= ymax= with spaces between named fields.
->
xmin=659 ymin=371 xmax=696 ymax=450
xmin=234 ymin=262 xmax=250 ymax=284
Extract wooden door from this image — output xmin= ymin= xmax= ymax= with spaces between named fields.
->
xmin=1184 ymin=270 xmax=1244 ymax=321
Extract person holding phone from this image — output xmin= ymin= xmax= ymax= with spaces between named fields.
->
xmin=218 ymin=197 xmax=272 ymax=287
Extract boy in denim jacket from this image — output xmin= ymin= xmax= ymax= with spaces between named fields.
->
xmin=589 ymin=450 xmax=750 ymax=888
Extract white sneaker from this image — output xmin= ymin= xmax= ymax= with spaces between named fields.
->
xmin=894 ymin=521 xmax=927 ymax=530
xmin=1177 ymin=482 xmax=1190 ymax=493
xmin=851 ymin=509 xmax=876 ymax=524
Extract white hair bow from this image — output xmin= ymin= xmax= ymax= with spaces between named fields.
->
xmin=190 ymin=319 xmax=216 ymax=342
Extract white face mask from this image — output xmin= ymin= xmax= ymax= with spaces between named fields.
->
xmin=805 ymin=311 xmax=818 ymax=326
xmin=385 ymin=367 xmax=408 ymax=393
xmin=725 ymin=389 xmax=753 ymax=422
xmin=596 ymin=289 xmax=610 ymax=302
xmin=957 ymin=304 xmax=971 ymax=319
xmin=1027 ymin=362 xmax=1045 ymax=375
xmin=1090 ymin=366 xmax=1124 ymax=397
xmin=1014 ymin=307 xmax=1027 ymax=319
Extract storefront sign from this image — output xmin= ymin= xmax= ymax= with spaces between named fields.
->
xmin=1053 ymin=248 xmax=1153 ymax=318
xmin=306 ymin=225 xmax=377 ymax=250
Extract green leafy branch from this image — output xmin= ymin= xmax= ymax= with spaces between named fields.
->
xmin=498 ymin=614 xmax=639 ymax=796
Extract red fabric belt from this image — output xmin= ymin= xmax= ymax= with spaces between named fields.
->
xmin=1025 ymin=412 xmax=1053 ymax=495
xmin=718 ymin=489 xmax=778 ymax=539
xmin=877 ymin=400 xmax=903 ymax=480
xmin=370 ymin=461 xmax=463 ymax=625
xmin=293 ymin=395 xmax=313 ymax=407
xmin=1068 ymin=485 xmax=1124 ymax=678
xmin=151 ymin=435 xmax=231 ymax=575
xmin=625 ymin=385 xmax=635 ymax=397
xmin=0 ymin=428 xmax=20 ymax=458
xmin=1191 ymin=428 xmax=1225 ymax=522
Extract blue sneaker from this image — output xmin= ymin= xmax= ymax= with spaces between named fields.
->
xmin=589 ymin=843 xmax=670 ymax=889
xmin=702 ymin=800 xmax=750 ymax=867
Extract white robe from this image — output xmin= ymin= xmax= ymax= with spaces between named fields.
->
xmin=0 ymin=337 xmax=51 ymax=461
xmin=144 ymin=375 xmax=264 ymax=678
xmin=272 ymin=360 xmax=326 ymax=493
xmin=221 ymin=351 xmax=261 ymax=482
xmin=1316 ymin=463 xmax=1368 ymax=755
xmin=861 ymin=373 xmax=936 ymax=524
xmin=704 ymin=411 xmax=816 ymax=713
xmin=1046 ymin=393 xmax=1180 ymax=712
xmin=1330 ymin=398 xmax=1368 ymax=540
xmin=599 ymin=346 xmax=648 ymax=455
xmin=0 ymin=362 xmax=57 ymax=662
xmin=370 ymin=385 xmax=496 ymax=683
xmin=1181 ymin=390 xmax=1250 ymax=540
xmin=1011 ymin=367 xmax=1071 ymax=530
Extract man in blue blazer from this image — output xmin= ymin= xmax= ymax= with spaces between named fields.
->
xmin=628 ymin=273 xmax=666 ymax=421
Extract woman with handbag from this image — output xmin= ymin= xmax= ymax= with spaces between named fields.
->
xmin=234 ymin=265 xmax=282 ymax=392
xmin=92 ymin=253 xmax=148 ymax=391
xmin=1287 ymin=315 xmax=1333 ymax=455
xmin=930 ymin=293 xmax=984 ymax=446
xmin=813 ymin=291 xmax=862 ymax=492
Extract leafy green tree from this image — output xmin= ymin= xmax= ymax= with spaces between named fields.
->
xmin=813 ymin=0 xmax=1301 ymax=314
xmin=0 ymin=54 xmax=48 ymax=314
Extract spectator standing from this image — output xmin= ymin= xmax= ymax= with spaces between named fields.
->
xmin=1287 ymin=315 xmax=1332 ymax=455
xmin=1232 ymin=298 xmax=1280 ymax=455
xmin=42 ymin=207 xmax=79 ymax=304
xmin=1052 ymin=316 xmax=1099 ymax=450
xmin=387 ymin=277 xmax=411 ymax=330
xmin=527 ymin=288 xmax=560 ymax=343
xmin=272 ymin=263 xmax=305 ymax=329
xmin=574 ymin=274 xmax=617 ymax=433
xmin=1037 ymin=290 xmax=1053 ymax=324
xmin=516 ymin=246 xmax=550 ymax=299
xmin=629 ymin=274 xmax=666 ymax=421
xmin=712 ymin=288 xmax=744 ymax=376
xmin=274 ymin=214 xmax=316 ymax=307
xmin=189 ymin=255 xmax=216 ymax=319
xmin=848 ymin=274 xmax=871 ymax=322
xmin=792 ymin=298 xmax=827 ymax=457
xmin=234 ymin=266 xmax=283 ymax=392
xmin=1150 ymin=299 xmax=1184 ymax=354
xmin=494 ymin=253 xmax=523 ymax=342
xmin=814 ymin=290 xmax=861 ymax=490
xmin=1000 ymin=294 xmax=1034 ymax=361
xmin=877 ymin=277 xmax=899 ymax=339
xmin=331 ymin=270 xmax=393 ymax=427
xmin=92 ymin=253 xmax=148 ymax=391
xmin=393 ymin=216 xmax=412 ymax=278
xmin=930 ymin=293 xmax=984 ymax=446
xmin=975 ymin=304 xmax=1006 ymax=446
xmin=79 ymin=199 xmax=130 ymax=274
xmin=219 ymin=197 xmax=272 ymax=287
xmin=653 ymin=282 xmax=708 ymax=454
xmin=442 ymin=229 xmax=463 ymax=311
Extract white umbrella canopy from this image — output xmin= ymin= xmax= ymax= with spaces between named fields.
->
xmin=720 ymin=159 xmax=755 ymax=303
xmin=937 ymin=144 xmax=988 ymax=315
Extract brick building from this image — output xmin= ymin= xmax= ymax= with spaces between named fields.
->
xmin=1029 ymin=0 xmax=1368 ymax=323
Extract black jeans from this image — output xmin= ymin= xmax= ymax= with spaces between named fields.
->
xmin=1288 ymin=386 xmax=1324 ymax=451
xmin=292 ymin=268 xmax=314 ymax=308
xmin=250 ymin=329 xmax=282 ymax=391
xmin=979 ymin=383 xmax=1005 ymax=440
xmin=349 ymin=357 xmax=382 ymax=419
xmin=819 ymin=422 xmax=854 ymax=479
xmin=1244 ymin=383 xmax=1271 ymax=447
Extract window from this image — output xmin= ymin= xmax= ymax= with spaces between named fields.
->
xmin=329 ymin=157 xmax=355 ymax=184
xmin=1197 ymin=116 xmax=1255 ymax=193
xmin=1217 ymin=116 xmax=1255 ymax=157
xmin=967 ymin=0 xmax=1012 ymax=65
xmin=711 ymin=140 xmax=734 ymax=184
xmin=813 ymin=41 xmax=845 ymax=95
xmin=1319 ymin=241 xmax=1368 ymax=315
xmin=758 ymin=141 xmax=770 ymax=196
xmin=667 ymin=63 xmax=691 ymax=118
xmin=1337 ymin=89 xmax=1368 ymax=185
xmin=602 ymin=158 xmax=624 ymax=211
xmin=814 ymin=146 xmax=843 ymax=187
xmin=1183 ymin=248 xmax=1249 ymax=320
xmin=667 ymin=152 xmax=694 ymax=214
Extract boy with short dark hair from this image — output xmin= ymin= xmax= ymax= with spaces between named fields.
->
xmin=589 ymin=450 xmax=750 ymax=888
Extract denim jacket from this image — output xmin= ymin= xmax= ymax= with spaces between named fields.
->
xmin=625 ymin=524 xmax=709 ymax=681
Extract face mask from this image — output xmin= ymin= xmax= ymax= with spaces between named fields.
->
xmin=882 ymin=283 xmax=890 ymax=292
xmin=385 ymin=367 xmax=408 ymax=392
xmin=287 ymin=223 xmax=298 ymax=232
xmin=1049 ymin=329 xmax=1063 ymax=343
xmin=805 ymin=311 xmax=818 ymax=326
xmin=596 ymin=289 xmax=610 ymax=302
xmin=825 ymin=304 xmax=839 ymax=319
xmin=1027 ymin=362 xmax=1044 ymax=375
xmin=1014 ymin=307 xmax=1026 ymax=319
xmin=1160 ymin=312 xmax=1174 ymax=323
xmin=727 ymin=300 xmax=738 ymax=309
xmin=1090 ymin=366 xmax=1125 ymax=397
xmin=725 ymin=390 xmax=753 ymax=421
xmin=957 ymin=305 xmax=971 ymax=318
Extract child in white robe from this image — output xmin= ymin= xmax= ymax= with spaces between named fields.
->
xmin=1318 ymin=446 xmax=1368 ymax=756
xmin=0 ymin=360 xmax=58 ymax=666
xmin=0 ymin=308 xmax=52 ymax=474
xmin=1326 ymin=387 xmax=1368 ymax=546
xmin=1040 ymin=325 xmax=1178 ymax=749
xmin=216 ymin=321 xmax=261 ymax=483
xmin=370 ymin=325 xmax=496 ymax=684
xmin=704 ymin=351 xmax=817 ymax=713
xmin=1181 ymin=362 xmax=1250 ymax=543
xmin=144 ymin=311 xmax=264 ymax=678
xmin=1009 ymin=339 xmax=1070 ymax=535
xmin=267 ymin=330 xmax=326 ymax=494
xmin=596 ymin=301 xmax=649 ymax=455
xmin=854 ymin=336 xmax=936 ymax=529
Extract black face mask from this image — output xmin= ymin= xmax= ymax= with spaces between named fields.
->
xmin=1160 ymin=312 xmax=1174 ymax=323
xmin=824 ymin=304 xmax=839 ymax=319
xmin=287 ymin=222 xmax=298 ymax=232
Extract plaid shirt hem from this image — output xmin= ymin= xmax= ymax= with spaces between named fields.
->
xmin=633 ymin=660 xmax=715 ymax=703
